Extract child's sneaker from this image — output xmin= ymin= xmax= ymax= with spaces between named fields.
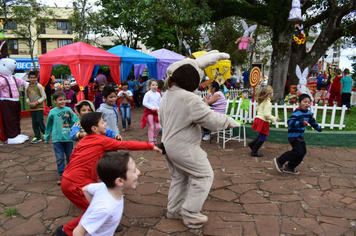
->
xmin=31 ymin=138 xmax=42 ymax=144
xmin=202 ymin=134 xmax=210 ymax=141
xmin=54 ymin=225 xmax=68 ymax=236
xmin=153 ymin=137 xmax=157 ymax=145
xmin=274 ymin=158 xmax=283 ymax=173
xmin=283 ymin=165 xmax=299 ymax=175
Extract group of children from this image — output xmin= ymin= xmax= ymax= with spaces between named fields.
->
xmin=26 ymin=75 xmax=162 ymax=235
xmin=250 ymin=85 xmax=322 ymax=175
xmin=328 ymin=68 xmax=353 ymax=114
xmin=23 ymin=69 xmax=346 ymax=235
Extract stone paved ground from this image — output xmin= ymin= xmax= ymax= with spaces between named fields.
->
xmin=0 ymin=107 xmax=356 ymax=236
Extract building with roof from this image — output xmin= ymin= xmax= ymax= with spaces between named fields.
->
xmin=1 ymin=7 xmax=75 ymax=72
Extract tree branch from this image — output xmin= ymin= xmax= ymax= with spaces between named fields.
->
xmin=207 ymin=0 xmax=270 ymax=26
xmin=302 ymin=9 xmax=331 ymax=28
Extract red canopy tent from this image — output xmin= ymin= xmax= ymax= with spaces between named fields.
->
xmin=39 ymin=42 xmax=121 ymax=101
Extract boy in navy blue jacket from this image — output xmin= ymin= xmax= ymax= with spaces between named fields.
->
xmin=274 ymin=94 xmax=322 ymax=174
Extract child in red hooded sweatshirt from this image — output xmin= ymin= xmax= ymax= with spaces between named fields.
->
xmin=55 ymin=112 xmax=161 ymax=236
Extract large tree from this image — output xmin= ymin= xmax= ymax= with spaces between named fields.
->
xmin=95 ymin=0 xmax=211 ymax=53
xmin=3 ymin=0 xmax=56 ymax=67
xmin=69 ymin=0 xmax=98 ymax=43
xmin=208 ymin=0 xmax=356 ymax=101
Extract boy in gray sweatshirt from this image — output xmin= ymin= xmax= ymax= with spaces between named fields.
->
xmin=97 ymin=86 xmax=120 ymax=134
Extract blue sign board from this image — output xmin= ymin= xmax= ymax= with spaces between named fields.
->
xmin=12 ymin=58 xmax=39 ymax=70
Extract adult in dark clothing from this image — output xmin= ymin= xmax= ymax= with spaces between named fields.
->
xmin=45 ymin=75 xmax=55 ymax=107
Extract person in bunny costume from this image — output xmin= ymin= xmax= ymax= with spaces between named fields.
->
xmin=235 ymin=20 xmax=257 ymax=51
xmin=0 ymin=58 xmax=29 ymax=144
xmin=296 ymin=65 xmax=314 ymax=102
xmin=159 ymin=50 xmax=241 ymax=228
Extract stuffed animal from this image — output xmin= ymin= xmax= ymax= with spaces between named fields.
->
xmin=235 ymin=20 xmax=257 ymax=51
xmin=159 ymin=50 xmax=241 ymax=229
xmin=296 ymin=65 xmax=314 ymax=101
xmin=288 ymin=0 xmax=302 ymax=21
xmin=0 ymin=58 xmax=29 ymax=144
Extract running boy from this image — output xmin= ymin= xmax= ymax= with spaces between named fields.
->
xmin=274 ymin=94 xmax=322 ymax=175
xmin=25 ymin=71 xmax=46 ymax=144
xmin=72 ymin=151 xmax=139 ymax=236
xmin=45 ymin=91 xmax=79 ymax=185
xmin=70 ymin=100 xmax=122 ymax=142
xmin=97 ymin=85 xmax=120 ymax=133
xmin=117 ymin=81 xmax=133 ymax=131
xmin=55 ymin=112 xmax=161 ymax=236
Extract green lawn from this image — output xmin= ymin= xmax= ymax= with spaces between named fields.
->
xmin=19 ymin=96 xmax=54 ymax=111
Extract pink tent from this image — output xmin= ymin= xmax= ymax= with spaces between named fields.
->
xmin=39 ymin=42 xmax=121 ymax=101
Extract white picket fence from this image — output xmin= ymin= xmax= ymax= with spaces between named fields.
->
xmin=197 ymin=88 xmax=253 ymax=100
xmin=198 ymin=89 xmax=356 ymax=107
xmin=230 ymin=98 xmax=347 ymax=130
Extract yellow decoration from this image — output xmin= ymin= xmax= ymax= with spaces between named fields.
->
xmin=192 ymin=51 xmax=231 ymax=84
xmin=79 ymin=86 xmax=85 ymax=91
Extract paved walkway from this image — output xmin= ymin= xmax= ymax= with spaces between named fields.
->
xmin=0 ymin=107 xmax=356 ymax=236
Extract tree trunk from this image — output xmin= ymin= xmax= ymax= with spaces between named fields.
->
xmin=269 ymin=29 xmax=293 ymax=102
xmin=288 ymin=43 xmax=307 ymax=86
xmin=176 ymin=28 xmax=183 ymax=55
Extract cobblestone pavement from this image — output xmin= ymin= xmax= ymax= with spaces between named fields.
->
xmin=0 ymin=107 xmax=356 ymax=236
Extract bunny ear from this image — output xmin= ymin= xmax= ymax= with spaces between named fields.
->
xmin=196 ymin=50 xmax=230 ymax=69
xmin=242 ymin=20 xmax=248 ymax=31
xmin=296 ymin=65 xmax=302 ymax=79
xmin=249 ymin=25 xmax=257 ymax=33
xmin=302 ymin=67 xmax=309 ymax=79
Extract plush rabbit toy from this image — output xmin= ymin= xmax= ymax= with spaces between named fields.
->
xmin=235 ymin=20 xmax=257 ymax=51
xmin=296 ymin=65 xmax=313 ymax=101
xmin=0 ymin=58 xmax=29 ymax=144
xmin=288 ymin=0 xmax=302 ymax=21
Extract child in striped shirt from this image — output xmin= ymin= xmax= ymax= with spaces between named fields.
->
xmin=274 ymin=94 xmax=322 ymax=175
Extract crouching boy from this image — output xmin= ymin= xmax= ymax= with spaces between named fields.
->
xmin=73 ymin=151 xmax=139 ymax=236
xmin=55 ymin=112 xmax=161 ymax=236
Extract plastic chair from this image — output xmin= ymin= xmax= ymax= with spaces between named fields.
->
xmin=306 ymin=84 xmax=326 ymax=105
xmin=217 ymin=98 xmax=247 ymax=149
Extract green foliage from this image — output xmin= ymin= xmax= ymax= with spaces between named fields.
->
xmin=5 ymin=207 xmax=18 ymax=217
xmin=94 ymin=0 xmax=211 ymax=53
xmin=69 ymin=0 xmax=98 ymax=43
xmin=52 ymin=65 xmax=71 ymax=78
xmin=209 ymin=17 xmax=248 ymax=67
xmin=3 ymin=0 xmax=57 ymax=67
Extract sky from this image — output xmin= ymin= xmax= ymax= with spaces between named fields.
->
xmin=43 ymin=0 xmax=354 ymax=72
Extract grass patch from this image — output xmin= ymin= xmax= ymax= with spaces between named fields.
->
xmin=19 ymin=96 xmax=55 ymax=111
xmin=5 ymin=207 xmax=18 ymax=217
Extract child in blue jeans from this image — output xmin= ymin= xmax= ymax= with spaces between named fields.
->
xmin=45 ymin=91 xmax=79 ymax=185
xmin=117 ymin=81 xmax=133 ymax=131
